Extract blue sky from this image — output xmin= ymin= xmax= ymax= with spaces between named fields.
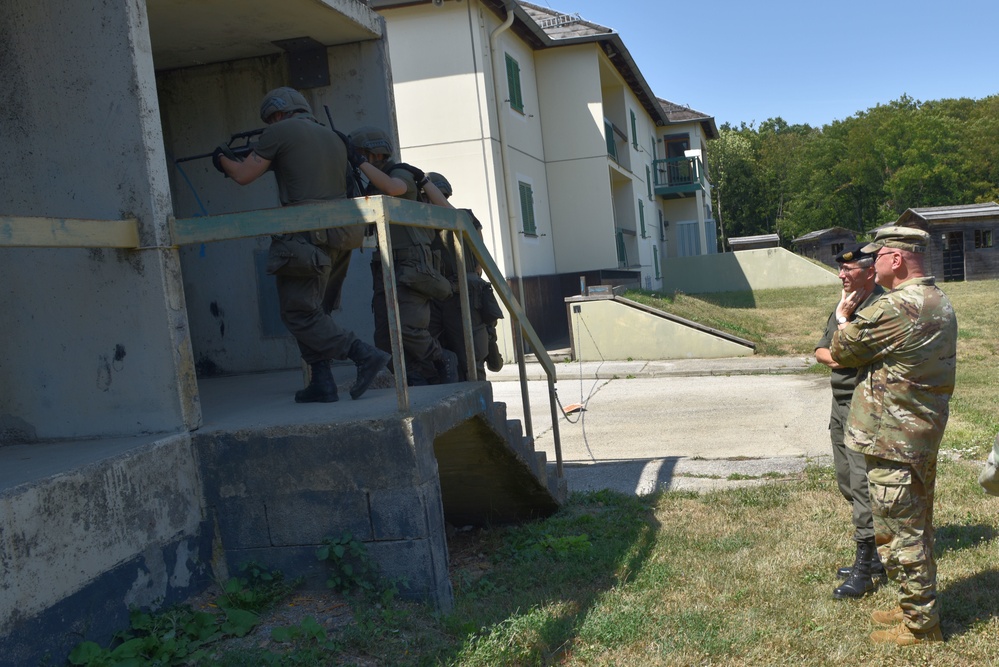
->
xmin=538 ymin=0 xmax=999 ymax=129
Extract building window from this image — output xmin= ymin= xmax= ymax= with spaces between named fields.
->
xmin=604 ymin=119 xmax=617 ymax=160
xmin=653 ymin=245 xmax=661 ymax=279
xmin=974 ymin=229 xmax=994 ymax=248
xmin=650 ymin=135 xmax=657 ymax=160
xmin=830 ymin=242 xmax=844 ymax=255
xmin=645 ymin=165 xmax=653 ymax=200
xmin=518 ymin=181 xmax=536 ymax=236
xmin=615 ymin=229 xmax=627 ymax=266
xmin=638 ymin=200 xmax=646 ymax=238
xmin=505 ymin=54 xmax=524 ymax=113
xmin=630 ymin=110 xmax=638 ymax=149
xmin=659 ymin=210 xmax=666 ymax=241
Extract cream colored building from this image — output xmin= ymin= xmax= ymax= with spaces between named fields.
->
xmin=372 ymin=0 xmax=717 ymax=345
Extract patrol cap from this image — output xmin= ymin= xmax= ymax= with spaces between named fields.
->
xmin=427 ymin=172 xmax=452 ymax=198
xmin=860 ymin=226 xmax=929 ymax=254
xmin=834 ymin=243 xmax=876 ymax=264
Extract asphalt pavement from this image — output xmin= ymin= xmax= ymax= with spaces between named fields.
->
xmin=487 ymin=354 xmax=834 ymax=496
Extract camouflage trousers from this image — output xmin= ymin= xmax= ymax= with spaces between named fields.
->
xmin=866 ymin=455 xmax=938 ymax=631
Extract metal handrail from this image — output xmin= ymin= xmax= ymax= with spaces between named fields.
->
xmin=652 ymin=156 xmax=703 ymax=189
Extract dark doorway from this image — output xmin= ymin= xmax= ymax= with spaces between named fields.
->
xmin=942 ymin=231 xmax=965 ymax=282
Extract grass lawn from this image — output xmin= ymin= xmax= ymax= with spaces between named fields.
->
xmin=73 ymin=281 xmax=999 ymax=666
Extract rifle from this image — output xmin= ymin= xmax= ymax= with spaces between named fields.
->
xmin=324 ymin=105 xmax=364 ymax=198
xmin=174 ymin=128 xmax=264 ymax=164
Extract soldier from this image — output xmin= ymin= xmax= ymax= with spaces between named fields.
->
xmin=831 ymin=226 xmax=957 ymax=646
xmin=347 ymin=127 xmax=458 ymax=386
xmin=213 ymin=87 xmax=390 ymax=403
xmin=423 ymin=172 xmax=504 ymax=381
xmin=815 ymin=244 xmax=885 ymax=599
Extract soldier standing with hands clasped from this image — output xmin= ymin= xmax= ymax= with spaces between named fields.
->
xmin=814 ymin=244 xmax=885 ymax=600
xmin=831 ymin=226 xmax=957 ymax=647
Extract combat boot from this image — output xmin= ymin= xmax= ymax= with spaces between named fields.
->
xmin=295 ymin=361 xmax=338 ymax=403
xmin=347 ymin=340 xmax=391 ymax=400
xmin=870 ymin=623 xmax=942 ymax=646
xmin=871 ymin=606 xmax=905 ymax=625
xmin=832 ymin=538 xmax=881 ymax=599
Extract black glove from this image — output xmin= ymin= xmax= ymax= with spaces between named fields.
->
xmin=211 ymin=144 xmax=238 ymax=175
xmin=347 ymin=146 xmax=367 ymax=170
xmin=393 ymin=162 xmax=426 ymax=186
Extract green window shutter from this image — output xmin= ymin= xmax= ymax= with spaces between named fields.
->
xmin=645 ymin=165 xmax=653 ymax=200
xmin=630 ymin=110 xmax=638 ymax=148
xmin=651 ymin=135 xmax=657 ymax=159
xmin=615 ymin=229 xmax=627 ymax=266
xmin=518 ymin=181 xmax=536 ymax=235
xmin=653 ymin=245 xmax=661 ymax=279
xmin=638 ymin=200 xmax=646 ymax=238
xmin=505 ymin=54 xmax=524 ymax=112
xmin=605 ymin=119 xmax=617 ymax=159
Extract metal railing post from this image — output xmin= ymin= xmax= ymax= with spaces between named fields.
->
xmin=375 ymin=207 xmax=409 ymax=412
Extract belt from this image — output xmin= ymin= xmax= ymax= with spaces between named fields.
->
xmin=371 ymin=245 xmax=425 ymax=263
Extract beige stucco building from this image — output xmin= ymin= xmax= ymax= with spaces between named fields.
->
xmin=372 ymin=0 xmax=718 ymax=345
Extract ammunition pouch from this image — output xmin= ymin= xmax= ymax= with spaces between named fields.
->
xmin=266 ymin=234 xmax=331 ymax=277
xmin=393 ymin=244 xmax=453 ymax=301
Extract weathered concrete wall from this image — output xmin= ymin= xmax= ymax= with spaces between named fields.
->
xmin=662 ymin=247 xmax=840 ymax=294
xmin=0 ymin=434 xmax=211 ymax=666
xmin=158 ymin=38 xmax=398 ymax=376
xmin=0 ymin=0 xmax=199 ymax=440
xmin=568 ymin=297 xmax=754 ymax=361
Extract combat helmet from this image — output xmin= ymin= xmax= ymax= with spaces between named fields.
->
xmin=349 ymin=126 xmax=393 ymax=157
xmin=427 ymin=172 xmax=452 ymax=198
xmin=259 ymin=87 xmax=313 ymax=123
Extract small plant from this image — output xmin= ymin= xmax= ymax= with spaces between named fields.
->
xmin=316 ymin=533 xmax=376 ymax=594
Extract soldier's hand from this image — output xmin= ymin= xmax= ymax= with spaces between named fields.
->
xmin=211 ymin=144 xmax=238 ymax=176
xmin=347 ymin=146 xmax=367 ymax=170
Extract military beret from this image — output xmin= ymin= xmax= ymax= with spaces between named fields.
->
xmin=834 ymin=243 xmax=876 ymax=264
xmin=860 ymin=226 xmax=929 ymax=254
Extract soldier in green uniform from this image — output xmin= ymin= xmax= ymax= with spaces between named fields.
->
xmin=347 ymin=127 xmax=458 ymax=386
xmin=831 ymin=226 xmax=957 ymax=646
xmin=423 ymin=172 xmax=504 ymax=382
xmin=814 ymin=244 xmax=885 ymax=600
xmin=214 ymin=87 xmax=389 ymax=403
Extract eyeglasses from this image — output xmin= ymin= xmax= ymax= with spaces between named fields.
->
xmin=875 ymin=249 xmax=897 ymax=261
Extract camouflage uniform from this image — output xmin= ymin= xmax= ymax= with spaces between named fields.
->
xmin=816 ymin=285 xmax=883 ymax=542
xmin=831 ymin=276 xmax=957 ymax=632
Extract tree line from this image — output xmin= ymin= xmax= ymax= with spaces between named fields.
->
xmin=708 ymin=94 xmax=999 ymax=247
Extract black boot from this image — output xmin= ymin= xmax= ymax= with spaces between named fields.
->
xmin=833 ymin=538 xmax=881 ymax=599
xmin=347 ymin=340 xmax=391 ymax=400
xmin=837 ymin=539 xmax=887 ymax=579
xmin=836 ymin=541 xmax=864 ymax=580
xmin=295 ymin=361 xmax=338 ymax=403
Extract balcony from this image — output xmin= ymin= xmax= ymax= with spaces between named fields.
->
xmin=653 ymin=156 xmax=705 ymax=199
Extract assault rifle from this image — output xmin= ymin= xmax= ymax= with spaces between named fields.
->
xmin=174 ymin=128 xmax=264 ymax=166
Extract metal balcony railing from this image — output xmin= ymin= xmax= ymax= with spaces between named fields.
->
xmin=652 ymin=156 xmax=705 ymax=196
xmin=0 ymin=198 xmax=565 ymax=479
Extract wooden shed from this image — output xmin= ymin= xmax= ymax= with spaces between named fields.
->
xmin=886 ymin=203 xmax=999 ymax=282
xmin=728 ymin=233 xmax=780 ymax=252
xmin=792 ymin=227 xmax=857 ymax=268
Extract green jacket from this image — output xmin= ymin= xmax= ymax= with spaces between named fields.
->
xmin=831 ymin=276 xmax=957 ymax=480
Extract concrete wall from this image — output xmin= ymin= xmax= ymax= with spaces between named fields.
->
xmin=569 ymin=298 xmax=754 ymax=361
xmin=0 ymin=0 xmax=199 ymax=440
xmin=0 ymin=434 xmax=211 ymax=666
xmin=157 ymin=40 xmax=397 ymax=375
xmin=662 ymin=247 xmax=840 ymax=294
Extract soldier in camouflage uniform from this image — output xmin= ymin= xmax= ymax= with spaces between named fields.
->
xmin=831 ymin=226 xmax=957 ymax=646
xmin=814 ymin=244 xmax=885 ymax=600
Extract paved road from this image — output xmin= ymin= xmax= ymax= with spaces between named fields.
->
xmin=489 ymin=356 xmax=834 ymax=496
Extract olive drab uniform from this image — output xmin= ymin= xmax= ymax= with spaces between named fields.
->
xmin=428 ymin=223 xmax=503 ymax=381
xmin=367 ymin=163 xmax=451 ymax=384
xmin=831 ymin=276 xmax=958 ymax=633
xmin=257 ymin=114 xmax=358 ymax=363
xmin=816 ymin=285 xmax=884 ymax=542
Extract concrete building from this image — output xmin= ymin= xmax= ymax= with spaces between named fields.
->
xmin=0 ymin=1 xmax=561 ymax=662
xmin=371 ymin=0 xmax=718 ymax=345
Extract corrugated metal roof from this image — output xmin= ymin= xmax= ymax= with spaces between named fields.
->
xmin=729 ymin=234 xmax=780 ymax=244
xmin=901 ymin=202 xmax=999 ymax=222
xmin=792 ymin=227 xmax=854 ymax=243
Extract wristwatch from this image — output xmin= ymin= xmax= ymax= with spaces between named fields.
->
xmin=836 ymin=315 xmax=849 ymax=325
